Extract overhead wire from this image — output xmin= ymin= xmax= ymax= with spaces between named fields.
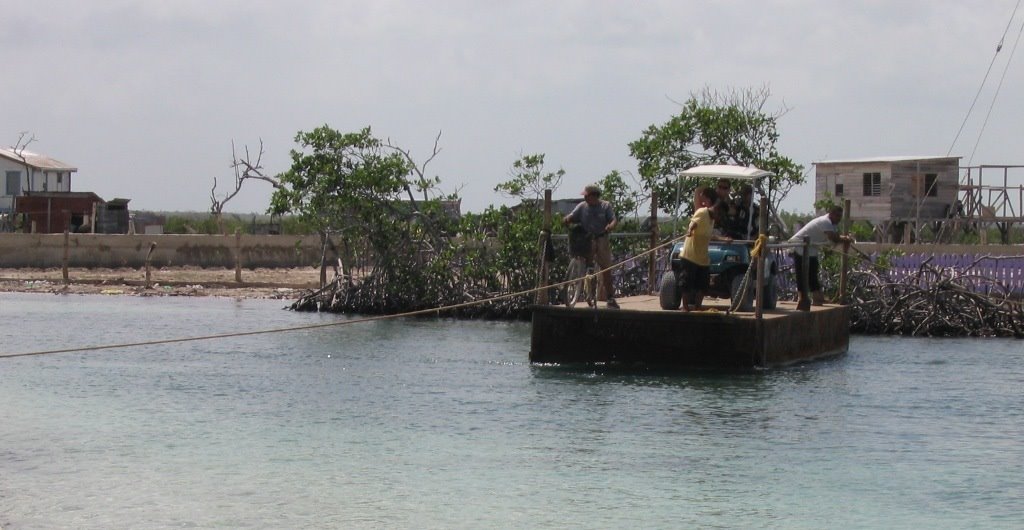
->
xmin=968 ymin=11 xmax=1024 ymax=165
xmin=947 ymin=0 xmax=1021 ymax=156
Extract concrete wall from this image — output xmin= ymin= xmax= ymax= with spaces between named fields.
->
xmin=0 ymin=233 xmax=324 ymax=268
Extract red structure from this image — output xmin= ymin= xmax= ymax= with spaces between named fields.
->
xmin=14 ymin=192 xmax=105 ymax=233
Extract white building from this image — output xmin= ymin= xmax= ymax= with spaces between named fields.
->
xmin=0 ymin=147 xmax=77 ymax=213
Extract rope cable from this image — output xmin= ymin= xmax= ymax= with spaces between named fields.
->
xmin=967 ymin=13 xmax=1024 ymax=165
xmin=1 ymin=233 xmax=692 ymax=360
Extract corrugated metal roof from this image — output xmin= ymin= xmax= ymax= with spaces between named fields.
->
xmin=0 ymin=147 xmax=78 ymax=171
xmin=815 ymin=155 xmax=961 ymax=165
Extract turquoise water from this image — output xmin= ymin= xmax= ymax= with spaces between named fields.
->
xmin=1 ymin=292 xmax=1022 ymax=529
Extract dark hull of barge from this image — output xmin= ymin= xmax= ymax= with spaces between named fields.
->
xmin=529 ymin=296 xmax=850 ymax=370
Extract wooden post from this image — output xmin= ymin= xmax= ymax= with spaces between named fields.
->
xmin=839 ymin=199 xmax=851 ymax=304
xmin=754 ymin=196 xmax=769 ymax=366
xmin=145 ymin=241 xmax=157 ymax=288
xmin=234 ymin=228 xmax=243 ymax=283
xmin=62 ymin=229 xmax=69 ymax=284
xmin=319 ymin=232 xmax=328 ymax=289
xmin=754 ymin=197 xmax=768 ymax=320
xmin=536 ymin=189 xmax=553 ymax=305
xmin=648 ymin=192 xmax=659 ymax=295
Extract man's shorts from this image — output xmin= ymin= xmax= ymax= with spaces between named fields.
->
xmin=678 ymin=257 xmax=710 ymax=293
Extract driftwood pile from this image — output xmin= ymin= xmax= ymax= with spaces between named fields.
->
xmin=289 ymin=274 xmax=532 ymax=319
xmin=846 ymin=256 xmax=1023 ymax=337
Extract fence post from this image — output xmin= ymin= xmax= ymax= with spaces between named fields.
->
xmin=648 ymin=192 xmax=658 ymax=295
xmin=536 ymin=189 xmax=552 ymax=305
xmin=235 ymin=228 xmax=243 ymax=283
xmin=840 ymin=198 xmax=851 ymax=304
xmin=62 ymin=229 xmax=70 ymax=284
xmin=754 ymin=197 xmax=767 ymax=320
xmin=145 ymin=241 xmax=157 ymax=288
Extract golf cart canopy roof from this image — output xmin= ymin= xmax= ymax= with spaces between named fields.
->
xmin=679 ymin=164 xmax=773 ymax=181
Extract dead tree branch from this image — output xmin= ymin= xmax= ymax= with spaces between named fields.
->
xmin=210 ymin=139 xmax=283 ymax=233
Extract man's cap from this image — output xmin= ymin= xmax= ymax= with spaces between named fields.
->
xmin=582 ymin=184 xmax=601 ymax=196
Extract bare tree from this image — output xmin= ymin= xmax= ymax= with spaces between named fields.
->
xmin=11 ymin=131 xmax=37 ymax=193
xmin=210 ymin=139 xmax=282 ymax=233
xmin=385 ymin=130 xmax=443 ymax=203
xmin=383 ymin=131 xmax=450 ymax=250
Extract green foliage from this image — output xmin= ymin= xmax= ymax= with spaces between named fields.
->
xmin=270 ymin=125 xmax=414 ymax=236
xmin=813 ymin=191 xmax=837 ymax=213
xmin=493 ymin=154 xmax=564 ymax=201
xmin=873 ymin=247 xmax=903 ymax=270
xmin=628 ymin=87 xmax=805 ymax=216
xmin=849 ymin=222 xmax=875 ymax=243
xmin=596 ymin=170 xmax=644 ymax=221
xmin=279 ymin=215 xmax=316 ymax=235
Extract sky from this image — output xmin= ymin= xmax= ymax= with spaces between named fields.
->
xmin=6 ymin=0 xmax=1023 ymax=216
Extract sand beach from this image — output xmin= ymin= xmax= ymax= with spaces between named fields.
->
xmin=0 ymin=266 xmax=322 ymax=300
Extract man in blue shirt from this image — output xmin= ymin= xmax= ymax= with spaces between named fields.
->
xmin=563 ymin=184 xmax=619 ymax=309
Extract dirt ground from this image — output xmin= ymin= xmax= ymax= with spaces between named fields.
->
xmin=0 ymin=266 xmax=324 ymax=300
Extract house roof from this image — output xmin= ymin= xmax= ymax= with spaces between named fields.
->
xmin=18 ymin=191 xmax=103 ymax=201
xmin=815 ymin=156 xmax=961 ymax=165
xmin=0 ymin=147 xmax=78 ymax=171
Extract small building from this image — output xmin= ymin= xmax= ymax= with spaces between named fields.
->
xmin=131 ymin=211 xmax=168 ymax=234
xmin=815 ymin=156 xmax=961 ymax=239
xmin=96 ymin=198 xmax=132 ymax=234
xmin=14 ymin=192 xmax=131 ymax=234
xmin=0 ymin=147 xmax=77 ymax=214
xmin=15 ymin=191 xmax=104 ymax=233
xmin=514 ymin=197 xmax=580 ymax=217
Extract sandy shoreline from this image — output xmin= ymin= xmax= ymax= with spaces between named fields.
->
xmin=0 ymin=267 xmax=322 ymax=300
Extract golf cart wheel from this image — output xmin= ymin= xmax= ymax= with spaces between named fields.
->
xmin=659 ymin=270 xmax=682 ymax=310
xmin=763 ymin=276 xmax=778 ymax=309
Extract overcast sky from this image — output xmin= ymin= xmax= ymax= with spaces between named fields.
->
xmin=6 ymin=0 xmax=1023 ymax=215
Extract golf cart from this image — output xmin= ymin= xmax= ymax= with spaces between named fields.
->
xmin=658 ymin=165 xmax=779 ymax=312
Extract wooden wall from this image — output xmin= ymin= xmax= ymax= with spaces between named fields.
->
xmin=815 ymin=159 xmax=959 ymax=223
xmin=889 ymin=160 xmax=959 ymax=219
xmin=816 ymin=162 xmax=892 ymax=222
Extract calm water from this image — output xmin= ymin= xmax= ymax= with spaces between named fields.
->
xmin=1 ymin=292 xmax=1022 ymax=529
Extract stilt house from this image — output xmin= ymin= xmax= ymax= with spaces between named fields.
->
xmin=814 ymin=156 xmax=961 ymax=229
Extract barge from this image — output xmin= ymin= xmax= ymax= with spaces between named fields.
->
xmin=529 ymin=296 xmax=849 ymax=370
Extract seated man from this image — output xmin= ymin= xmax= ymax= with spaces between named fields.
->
xmin=729 ymin=184 xmax=760 ymax=240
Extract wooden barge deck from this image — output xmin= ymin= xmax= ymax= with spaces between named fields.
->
xmin=529 ymin=296 xmax=850 ymax=370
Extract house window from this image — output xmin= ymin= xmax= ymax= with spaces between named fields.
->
xmin=862 ymin=172 xmax=881 ymax=196
xmin=57 ymin=173 xmax=64 ymax=187
xmin=5 ymin=171 xmax=20 ymax=196
xmin=924 ymin=173 xmax=938 ymax=197
xmin=835 ymin=183 xmax=844 ymax=196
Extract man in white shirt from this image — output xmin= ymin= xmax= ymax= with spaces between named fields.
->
xmin=788 ymin=205 xmax=852 ymax=310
